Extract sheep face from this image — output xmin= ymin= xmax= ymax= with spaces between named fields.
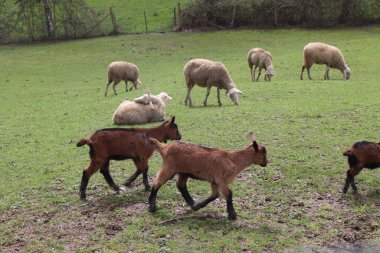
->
xmin=157 ymin=92 xmax=172 ymax=102
xmin=264 ymin=67 xmax=275 ymax=81
xmin=343 ymin=66 xmax=351 ymax=80
xmin=226 ymin=88 xmax=243 ymax=105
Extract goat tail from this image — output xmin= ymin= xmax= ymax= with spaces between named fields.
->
xmin=343 ymin=148 xmax=353 ymax=156
xmin=148 ymin=138 xmax=165 ymax=155
xmin=76 ymin=138 xmax=91 ymax=147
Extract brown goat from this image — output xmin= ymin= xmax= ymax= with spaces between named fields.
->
xmin=342 ymin=141 xmax=380 ymax=193
xmin=76 ymin=116 xmax=181 ymax=200
xmin=148 ymin=132 xmax=268 ymax=220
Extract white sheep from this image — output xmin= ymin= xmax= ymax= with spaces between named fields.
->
xmin=105 ymin=61 xmax=142 ymax=96
xmin=112 ymin=91 xmax=171 ymax=125
xmin=134 ymin=90 xmax=172 ymax=111
xmin=183 ymin=58 xmax=243 ymax=107
xmin=300 ymin=42 xmax=351 ymax=80
xmin=247 ymin=48 xmax=275 ymax=81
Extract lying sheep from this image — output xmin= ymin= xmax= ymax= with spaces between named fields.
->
xmin=247 ymin=48 xmax=275 ymax=81
xmin=148 ymin=132 xmax=268 ymax=220
xmin=342 ymin=141 xmax=380 ymax=193
xmin=183 ymin=58 xmax=243 ymax=107
xmin=76 ymin=117 xmax=181 ymax=199
xmin=105 ymin=61 xmax=142 ymax=96
xmin=300 ymin=42 xmax=351 ymax=80
xmin=134 ymin=90 xmax=172 ymax=111
xmin=113 ymin=91 xmax=172 ymax=125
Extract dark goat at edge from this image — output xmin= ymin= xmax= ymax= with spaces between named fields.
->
xmin=76 ymin=116 xmax=181 ymax=200
xmin=148 ymin=132 xmax=268 ymax=220
xmin=342 ymin=141 xmax=380 ymax=193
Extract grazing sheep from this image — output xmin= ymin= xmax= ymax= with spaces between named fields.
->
xmin=113 ymin=91 xmax=172 ymax=125
xmin=247 ymin=48 xmax=275 ymax=81
xmin=76 ymin=117 xmax=181 ymax=199
xmin=300 ymin=42 xmax=351 ymax=80
xmin=148 ymin=132 xmax=268 ymax=220
xmin=342 ymin=141 xmax=380 ymax=193
xmin=105 ymin=61 xmax=142 ymax=96
xmin=183 ymin=58 xmax=243 ymax=107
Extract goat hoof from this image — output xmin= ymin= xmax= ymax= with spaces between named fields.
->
xmin=80 ymin=193 xmax=87 ymax=200
xmin=228 ymin=214 xmax=237 ymax=220
xmin=149 ymin=206 xmax=157 ymax=213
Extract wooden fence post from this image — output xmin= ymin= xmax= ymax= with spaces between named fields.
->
xmin=173 ymin=7 xmax=177 ymax=27
xmin=177 ymin=2 xmax=182 ymax=29
xmin=144 ymin=11 xmax=148 ymax=32
xmin=110 ymin=7 xmax=119 ymax=34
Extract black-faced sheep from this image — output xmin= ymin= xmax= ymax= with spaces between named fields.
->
xmin=105 ymin=61 xmax=142 ymax=96
xmin=247 ymin=48 xmax=275 ymax=81
xmin=76 ymin=117 xmax=181 ymax=200
xmin=148 ymin=132 xmax=268 ymax=220
xmin=342 ymin=141 xmax=380 ymax=193
xmin=183 ymin=58 xmax=243 ymax=107
xmin=112 ymin=91 xmax=172 ymax=125
xmin=300 ymin=42 xmax=351 ymax=81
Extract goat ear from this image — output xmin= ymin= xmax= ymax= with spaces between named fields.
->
xmin=170 ymin=116 xmax=175 ymax=126
xmin=246 ymin=131 xmax=255 ymax=142
xmin=253 ymin=141 xmax=259 ymax=152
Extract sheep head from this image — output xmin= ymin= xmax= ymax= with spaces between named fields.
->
xmin=226 ymin=87 xmax=243 ymax=105
xmin=265 ymin=65 xmax=275 ymax=81
xmin=156 ymin=92 xmax=172 ymax=102
xmin=343 ymin=66 xmax=351 ymax=80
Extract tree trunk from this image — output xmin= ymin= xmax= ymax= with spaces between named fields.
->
xmin=42 ymin=0 xmax=55 ymax=39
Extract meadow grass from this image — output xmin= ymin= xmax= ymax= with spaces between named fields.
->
xmin=86 ymin=0 xmax=188 ymax=33
xmin=0 ymin=26 xmax=379 ymax=252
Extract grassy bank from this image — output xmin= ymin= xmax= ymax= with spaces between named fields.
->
xmin=0 ymin=26 xmax=379 ymax=252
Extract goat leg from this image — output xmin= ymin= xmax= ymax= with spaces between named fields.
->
xmin=176 ymin=175 xmax=195 ymax=207
xmin=142 ymin=171 xmax=151 ymax=191
xmin=100 ymin=164 xmax=120 ymax=193
xmin=342 ymin=169 xmax=352 ymax=193
xmin=192 ymin=183 xmax=219 ymax=211
xmin=123 ymin=170 xmax=142 ymax=187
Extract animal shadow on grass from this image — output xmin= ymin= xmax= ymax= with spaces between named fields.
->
xmin=189 ymin=104 xmax=235 ymax=109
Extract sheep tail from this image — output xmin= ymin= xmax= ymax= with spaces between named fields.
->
xmin=76 ymin=138 xmax=91 ymax=147
xmin=343 ymin=148 xmax=353 ymax=156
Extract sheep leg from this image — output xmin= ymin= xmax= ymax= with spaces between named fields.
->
xmin=220 ymin=185 xmax=236 ymax=220
xmin=149 ymin=167 xmax=176 ymax=213
xmin=184 ymin=82 xmax=194 ymax=107
xmin=324 ymin=66 xmax=330 ymax=80
xmin=306 ymin=67 xmax=312 ymax=80
xmin=217 ymin=88 xmax=222 ymax=106
xmin=176 ymin=174 xmax=195 ymax=207
xmin=79 ymin=160 xmax=101 ymax=200
xmin=124 ymin=81 xmax=130 ymax=92
xmin=252 ymin=65 xmax=257 ymax=81
xmin=256 ymin=68 xmax=262 ymax=81
xmin=112 ymin=80 xmax=120 ymax=95
xmin=192 ymin=183 xmax=219 ymax=211
xmin=105 ymin=78 xmax=113 ymax=97
xmin=300 ymin=66 xmax=305 ymax=80
xmin=203 ymin=86 xmax=211 ymax=106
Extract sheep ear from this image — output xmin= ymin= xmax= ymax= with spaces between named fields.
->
xmin=246 ymin=131 xmax=255 ymax=142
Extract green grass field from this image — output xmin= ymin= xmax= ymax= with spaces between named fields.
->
xmin=87 ymin=0 xmax=188 ymax=33
xmin=0 ymin=26 xmax=379 ymax=252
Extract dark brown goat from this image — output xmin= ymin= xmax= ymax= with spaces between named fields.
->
xmin=76 ymin=116 xmax=181 ymax=200
xmin=148 ymin=132 xmax=267 ymax=220
xmin=342 ymin=141 xmax=380 ymax=193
